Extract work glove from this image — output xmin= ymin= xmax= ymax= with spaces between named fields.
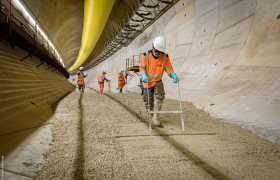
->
xmin=170 ymin=71 xmax=179 ymax=83
xmin=141 ymin=71 xmax=149 ymax=83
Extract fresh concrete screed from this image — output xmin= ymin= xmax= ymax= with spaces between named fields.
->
xmin=38 ymin=89 xmax=280 ymax=179
xmin=3 ymin=88 xmax=280 ymax=179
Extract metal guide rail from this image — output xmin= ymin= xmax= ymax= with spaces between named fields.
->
xmin=86 ymin=0 xmax=179 ymax=69
xmin=0 ymin=0 xmax=69 ymax=78
xmin=147 ymin=81 xmax=185 ymax=134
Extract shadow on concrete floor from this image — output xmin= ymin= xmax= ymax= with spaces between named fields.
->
xmin=73 ymin=93 xmax=85 ymax=179
xmin=0 ymin=92 xmax=72 ymax=157
xmin=88 ymin=87 xmax=230 ymax=180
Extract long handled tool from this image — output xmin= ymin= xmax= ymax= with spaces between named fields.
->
xmin=107 ymin=80 xmax=111 ymax=94
xmin=147 ymin=81 xmax=185 ymax=134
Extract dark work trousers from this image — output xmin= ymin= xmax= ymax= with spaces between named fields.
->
xmin=142 ymin=80 xmax=165 ymax=112
xmin=78 ymin=84 xmax=85 ymax=92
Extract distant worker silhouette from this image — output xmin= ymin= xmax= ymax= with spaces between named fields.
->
xmin=118 ymin=69 xmax=125 ymax=93
xmin=139 ymin=36 xmax=179 ymax=126
xmin=76 ymin=67 xmax=88 ymax=93
xmin=98 ymin=71 xmax=109 ymax=93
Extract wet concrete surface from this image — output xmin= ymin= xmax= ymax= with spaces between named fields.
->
xmin=35 ymin=88 xmax=280 ymax=179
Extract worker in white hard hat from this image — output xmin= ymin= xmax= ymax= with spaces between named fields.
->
xmin=139 ymin=36 xmax=179 ymax=127
xmin=98 ymin=71 xmax=109 ymax=93
xmin=76 ymin=67 xmax=88 ymax=92
xmin=118 ymin=69 xmax=125 ymax=93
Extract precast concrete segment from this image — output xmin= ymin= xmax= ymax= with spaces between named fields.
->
xmin=0 ymin=55 xmax=74 ymax=156
xmin=85 ymin=0 xmax=280 ymax=143
xmin=23 ymin=0 xmax=84 ymax=69
xmin=68 ymin=0 xmax=116 ymax=72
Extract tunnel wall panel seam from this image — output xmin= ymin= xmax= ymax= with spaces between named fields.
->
xmin=83 ymin=0 xmax=280 ymax=142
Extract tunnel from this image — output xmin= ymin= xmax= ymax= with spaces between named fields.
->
xmin=0 ymin=0 xmax=280 ymax=179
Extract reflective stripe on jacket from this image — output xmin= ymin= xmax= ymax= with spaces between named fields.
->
xmin=77 ymin=71 xmax=85 ymax=85
xmin=118 ymin=73 xmax=124 ymax=81
xmin=98 ymin=73 xmax=105 ymax=83
xmin=139 ymin=50 xmax=174 ymax=88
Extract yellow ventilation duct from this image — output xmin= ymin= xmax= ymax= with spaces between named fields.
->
xmin=68 ymin=0 xmax=115 ymax=72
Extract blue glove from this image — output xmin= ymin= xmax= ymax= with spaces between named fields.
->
xmin=85 ymin=74 xmax=88 ymax=77
xmin=141 ymin=71 xmax=149 ymax=83
xmin=170 ymin=71 xmax=179 ymax=83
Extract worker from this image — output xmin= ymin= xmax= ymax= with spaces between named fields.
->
xmin=125 ymin=71 xmax=129 ymax=79
xmin=118 ymin=69 xmax=125 ymax=93
xmin=124 ymin=71 xmax=129 ymax=83
xmin=139 ymin=36 xmax=179 ymax=126
xmin=98 ymin=71 xmax=108 ymax=93
xmin=76 ymin=67 xmax=88 ymax=92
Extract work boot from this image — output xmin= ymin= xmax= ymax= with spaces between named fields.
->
xmin=152 ymin=105 xmax=162 ymax=126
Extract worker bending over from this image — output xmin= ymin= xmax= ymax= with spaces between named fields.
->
xmin=118 ymin=69 xmax=125 ymax=93
xmin=139 ymin=36 xmax=179 ymax=126
xmin=98 ymin=71 xmax=108 ymax=93
xmin=77 ymin=67 xmax=88 ymax=92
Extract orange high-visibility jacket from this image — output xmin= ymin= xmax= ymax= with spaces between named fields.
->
xmin=139 ymin=50 xmax=174 ymax=88
xmin=77 ymin=71 xmax=85 ymax=85
xmin=98 ymin=73 xmax=106 ymax=83
xmin=118 ymin=72 xmax=124 ymax=81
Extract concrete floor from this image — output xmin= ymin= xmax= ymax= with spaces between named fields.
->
xmin=0 ymin=119 xmax=53 ymax=179
xmin=29 ymin=88 xmax=280 ymax=179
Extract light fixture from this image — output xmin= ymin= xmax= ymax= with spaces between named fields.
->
xmin=12 ymin=0 xmax=65 ymax=68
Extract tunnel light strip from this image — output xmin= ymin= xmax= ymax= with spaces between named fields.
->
xmin=12 ymin=0 xmax=65 ymax=67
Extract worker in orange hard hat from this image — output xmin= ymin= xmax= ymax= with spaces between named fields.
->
xmin=98 ymin=71 xmax=108 ymax=93
xmin=76 ymin=67 xmax=88 ymax=92
xmin=139 ymin=36 xmax=179 ymax=127
xmin=118 ymin=69 xmax=125 ymax=93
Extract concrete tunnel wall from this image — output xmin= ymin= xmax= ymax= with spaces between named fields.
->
xmin=0 ymin=40 xmax=74 ymax=155
xmin=84 ymin=0 xmax=280 ymax=142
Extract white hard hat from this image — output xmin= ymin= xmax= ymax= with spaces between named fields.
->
xmin=153 ymin=36 xmax=166 ymax=52
xmin=102 ymin=70 xmax=106 ymax=74
xmin=79 ymin=67 xmax=84 ymax=70
xmin=121 ymin=69 xmax=124 ymax=71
